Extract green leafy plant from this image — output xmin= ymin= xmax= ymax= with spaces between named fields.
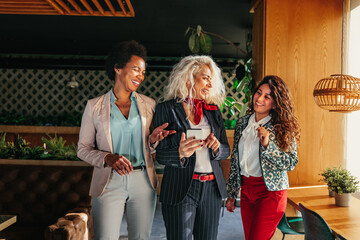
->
xmin=0 ymin=134 xmax=41 ymax=159
xmin=6 ymin=135 xmax=31 ymax=159
xmin=223 ymin=57 xmax=253 ymax=116
xmin=185 ymin=25 xmax=254 ymax=129
xmin=0 ymin=132 xmax=9 ymax=158
xmin=185 ymin=25 xmax=213 ymax=54
xmin=0 ymin=132 xmax=79 ymax=160
xmin=25 ymin=146 xmax=44 ymax=159
xmin=41 ymin=134 xmax=78 ymax=160
xmin=319 ymin=167 xmax=337 ymax=185
xmin=320 ymin=167 xmax=359 ymax=194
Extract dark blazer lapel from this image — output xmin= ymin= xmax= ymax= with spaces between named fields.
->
xmin=174 ymin=101 xmax=191 ymax=129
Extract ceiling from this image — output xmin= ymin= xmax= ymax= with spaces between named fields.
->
xmin=0 ymin=0 xmax=135 ymax=17
xmin=0 ymin=0 xmax=252 ymax=66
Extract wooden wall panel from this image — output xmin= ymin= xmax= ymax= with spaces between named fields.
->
xmin=264 ymin=0 xmax=345 ymax=185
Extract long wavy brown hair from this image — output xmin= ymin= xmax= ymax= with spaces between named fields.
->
xmin=248 ymin=75 xmax=300 ymax=152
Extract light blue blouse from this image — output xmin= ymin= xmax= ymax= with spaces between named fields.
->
xmin=110 ymin=90 xmax=145 ymax=167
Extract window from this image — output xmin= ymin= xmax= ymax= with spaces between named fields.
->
xmin=346 ymin=0 xmax=360 ymax=180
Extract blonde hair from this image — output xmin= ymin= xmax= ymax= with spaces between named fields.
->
xmin=163 ymin=55 xmax=226 ymax=107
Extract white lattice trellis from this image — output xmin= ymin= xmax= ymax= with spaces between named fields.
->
xmin=0 ymin=68 xmax=243 ymax=121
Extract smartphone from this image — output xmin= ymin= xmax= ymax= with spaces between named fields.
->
xmin=186 ymin=128 xmax=211 ymax=140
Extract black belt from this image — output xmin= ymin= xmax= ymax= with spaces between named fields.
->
xmin=133 ymin=165 xmax=146 ymax=170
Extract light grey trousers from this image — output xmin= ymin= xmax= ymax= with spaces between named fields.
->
xmin=92 ymin=169 xmax=156 ymax=240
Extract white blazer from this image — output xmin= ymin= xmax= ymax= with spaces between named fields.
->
xmin=77 ymin=90 xmax=158 ymax=197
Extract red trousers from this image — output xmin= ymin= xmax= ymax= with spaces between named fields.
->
xmin=240 ymin=176 xmax=287 ymax=240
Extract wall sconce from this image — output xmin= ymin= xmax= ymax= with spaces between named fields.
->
xmin=313 ymin=74 xmax=360 ymax=112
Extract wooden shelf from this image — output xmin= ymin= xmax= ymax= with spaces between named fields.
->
xmin=0 ymin=159 xmax=90 ymax=167
xmin=0 ymin=125 xmax=80 ymax=134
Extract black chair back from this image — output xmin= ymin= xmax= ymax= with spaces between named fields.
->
xmin=299 ymin=203 xmax=335 ymax=240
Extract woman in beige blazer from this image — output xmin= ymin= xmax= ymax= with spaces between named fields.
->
xmin=77 ymin=40 xmax=173 ymax=240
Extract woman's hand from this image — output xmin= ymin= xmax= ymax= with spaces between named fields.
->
xmin=226 ymin=198 xmax=236 ymax=212
xmin=204 ymin=133 xmax=220 ymax=155
xmin=104 ymin=154 xmax=133 ymax=176
xmin=179 ymin=132 xmax=203 ymax=159
xmin=257 ymin=126 xmax=270 ymax=148
xmin=149 ymin=122 xmax=176 ymax=144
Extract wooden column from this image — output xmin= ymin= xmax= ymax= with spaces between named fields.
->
xmin=252 ymin=0 xmax=346 ymax=186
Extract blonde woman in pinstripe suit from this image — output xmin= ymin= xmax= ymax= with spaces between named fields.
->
xmin=153 ymin=55 xmax=230 ymax=240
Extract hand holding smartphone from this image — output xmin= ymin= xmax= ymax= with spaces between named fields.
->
xmin=186 ymin=128 xmax=211 ymax=140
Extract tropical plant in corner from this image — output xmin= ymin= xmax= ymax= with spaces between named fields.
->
xmin=185 ymin=25 xmax=254 ymax=129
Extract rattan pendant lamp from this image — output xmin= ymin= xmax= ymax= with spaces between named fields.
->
xmin=313 ymin=0 xmax=360 ymax=113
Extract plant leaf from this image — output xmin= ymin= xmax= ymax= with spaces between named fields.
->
xmin=233 ymin=103 xmax=242 ymax=112
xmin=230 ymin=119 xmax=237 ymax=129
xmin=236 ymin=78 xmax=246 ymax=91
xmin=199 ymin=33 xmax=212 ymax=54
xmin=228 ymin=107 xmax=235 ymax=116
xmin=185 ymin=27 xmax=192 ymax=37
xmin=189 ymin=34 xmax=196 ymax=53
xmin=226 ymin=96 xmax=236 ymax=104
xmin=233 ymin=78 xmax=239 ymax=90
xmin=220 ymin=103 xmax=224 ymax=112
xmin=189 ymin=34 xmax=200 ymax=54
xmin=224 ymin=99 xmax=232 ymax=107
xmin=240 ymin=102 xmax=249 ymax=116
xmin=197 ymin=25 xmax=202 ymax=36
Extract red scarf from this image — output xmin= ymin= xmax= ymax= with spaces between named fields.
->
xmin=185 ymin=98 xmax=218 ymax=125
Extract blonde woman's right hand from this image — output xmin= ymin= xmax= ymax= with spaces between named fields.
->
xmin=226 ymin=198 xmax=236 ymax=212
xmin=104 ymin=154 xmax=133 ymax=176
xmin=179 ymin=132 xmax=203 ymax=159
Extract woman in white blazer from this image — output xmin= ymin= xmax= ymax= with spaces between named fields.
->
xmin=77 ymin=40 xmax=173 ymax=240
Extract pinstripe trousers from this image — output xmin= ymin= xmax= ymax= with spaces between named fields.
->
xmin=161 ymin=178 xmax=222 ymax=240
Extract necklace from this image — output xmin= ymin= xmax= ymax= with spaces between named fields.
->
xmin=116 ymin=98 xmax=131 ymax=108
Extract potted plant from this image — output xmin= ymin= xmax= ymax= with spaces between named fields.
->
xmin=319 ymin=167 xmax=338 ymax=197
xmin=324 ymin=167 xmax=359 ymax=206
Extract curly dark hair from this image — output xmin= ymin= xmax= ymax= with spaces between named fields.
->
xmin=248 ymin=75 xmax=300 ymax=151
xmin=105 ymin=40 xmax=147 ymax=80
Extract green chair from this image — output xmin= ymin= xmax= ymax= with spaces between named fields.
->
xmin=299 ymin=203 xmax=345 ymax=240
xmin=277 ymin=212 xmax=304 ymax=240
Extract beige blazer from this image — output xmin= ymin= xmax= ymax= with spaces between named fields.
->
xmin=77 ymin=90 xmax=158 ymax=197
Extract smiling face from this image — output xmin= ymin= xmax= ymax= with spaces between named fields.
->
xmin=115 ymin=55 xmax=146 ymax=93
xmin=253 ymin=83 xmax=275 ymax=121
xmin=191 ymin=65 xmax=212 ymax=100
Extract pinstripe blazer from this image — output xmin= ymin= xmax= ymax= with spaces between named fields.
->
xmin=153 ymin=99 xmax=230 ymax=205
